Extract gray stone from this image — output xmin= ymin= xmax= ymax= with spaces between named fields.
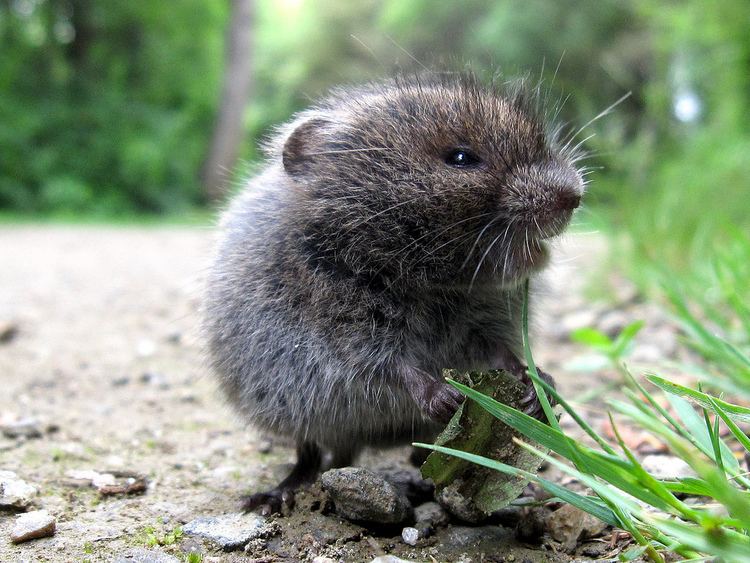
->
xmin=546 ymin=504 xmax=608 ymax=551
xmin=183 ymin=512 xmax=267 ymax=551
xmin=414 ymin=501 xmax=449 ymax=528
xmin=10 ymin=509 xmax=56 ymax=543
xmin=115 ymin=548 xmax=181 ymax=563
xmin=0 ymin=470 xmax=38 ymax=510
xmin=257 ymin=439 xmax=273 ymax=454
xmin=641 ymin=454 xmax=696 ymax=480
xmin=321 ymin=467 xmax=412 ymax=524
xmin=401 ymin=526 xmax=419 ymax=546
xmin=0 ymin=320 xmax=18 ymax=343
xmin=370 ymin=557 xmax=411 ymax=563
xmin=1 ymin=417 xmax=43 ymax=439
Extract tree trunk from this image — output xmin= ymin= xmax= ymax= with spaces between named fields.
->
xmin=202 ymin=0 xmax=254 ymax=203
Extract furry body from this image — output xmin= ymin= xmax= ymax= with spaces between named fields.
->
xmin=204 ymin=74 xmax=583 ymax=508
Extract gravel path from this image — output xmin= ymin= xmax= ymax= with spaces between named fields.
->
xmin=0 ymin=226 xmax=678 ymax=562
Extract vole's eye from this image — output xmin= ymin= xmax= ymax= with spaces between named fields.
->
xmin=444 ymin=148 xmax=482 ymax=168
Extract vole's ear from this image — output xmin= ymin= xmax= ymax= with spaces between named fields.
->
xmin=282 ymin=117 xmax=329 ymax=177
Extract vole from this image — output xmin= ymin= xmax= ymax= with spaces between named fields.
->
xmin=204 ymin=73 xmax=583 ymax=514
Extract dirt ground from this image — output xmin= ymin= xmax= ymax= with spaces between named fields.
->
xmin=0 ymin=225 xmax=674 ymax=562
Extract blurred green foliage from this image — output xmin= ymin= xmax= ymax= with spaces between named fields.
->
xmin=1 ymin=0 xmax=748 ymax=276
xmin=0 ymin=0 xmax=227 ymax=215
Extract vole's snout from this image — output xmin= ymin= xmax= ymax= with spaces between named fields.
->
xmin=554 ymin=192 xmax=581 ymax=212
xmin=507 ymin=162 xmax=583 ymax=240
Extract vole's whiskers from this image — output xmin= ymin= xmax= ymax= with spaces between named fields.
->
xmin=561 ymin=92 xmax=631 ymax=153
xmin=460 ymin=216 xmax=501 ymax=270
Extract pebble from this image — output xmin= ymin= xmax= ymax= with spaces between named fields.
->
xmin=115 ymin=549 xmax=181 ymax=563
xmin=544 ymin=504 xmax=589 ymax=551
xmin=183 ymin=512 xmax=267 ymax=551
xmin=321 ymin=467 xmax=413 ymax=524
xmin=370 ymin=557 xmax=411 ymax=563
xmin=401 ymin=526 xmax=420 ymax=546
xmin=641 ymin=454 xmax=696 ymax=480
xmin=257 ymin=439 xmax=273 ymax=454
xmin=311 ymin=558 xmax=337 ymax=563
xmin=0 ymin=417 xmax=43 ymax=439
xmin=0 ymin=320 xmax=18 ymax=343
xmin=140 ymin=371 xmax=170 ymax=389
xmin=0 ymin=470 xmax=38 ymax=510
xmin=64 ymin=469 xmax=117 ymax=488
xmin=136 ymin=338 xmax=157 ymax=357
xmin=10 ymin=509 xmax=56 ymax=543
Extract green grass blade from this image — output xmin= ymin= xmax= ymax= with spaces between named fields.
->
xmin=522 ymin=280 xmax=559 ymax=430
xmin=414 ymin=442 xmax=620 ymax=527
xmin=648 ymin=374 xmax=750 ymax=422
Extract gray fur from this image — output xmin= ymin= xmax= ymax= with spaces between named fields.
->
xmin=204 ymin=74 xmax=583 ymax=467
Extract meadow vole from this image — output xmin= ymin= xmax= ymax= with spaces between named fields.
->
xmin=204 ymin=73 xmax=583 ymax=514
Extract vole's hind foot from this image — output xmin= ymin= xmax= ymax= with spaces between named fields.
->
xmin=241 ymin=488 xmax=294 ymax=516
xmin=518 ymin=367 xmax=557 ymax=423
xmin=242 ymin=441 xmax=322 ymax=516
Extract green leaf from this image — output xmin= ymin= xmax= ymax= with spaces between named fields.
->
xmin=612 ymin=320 xmax=645 ymax=357
xmin=648 ymin=375 xmax=750 ymax=424
xmin=570 ymin=327 xmax=613 ymax=350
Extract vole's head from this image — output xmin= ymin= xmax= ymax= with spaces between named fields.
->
xmin=272 ymin=73 xmax=584 ymax=289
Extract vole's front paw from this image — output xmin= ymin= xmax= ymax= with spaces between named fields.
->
xmin=241 ymin=488 xmax=295 ymax=516
xmin=420 ymin=380 xmax=464 ymax=423
xmin=518 ymin=367 xmax=556 ymax=422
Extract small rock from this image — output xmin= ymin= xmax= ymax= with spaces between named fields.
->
xmin=321 ymin=467 xmax=412 ymax=524
xmin=140 ymin=371 xmax=170 ymax=389
xmin=545 ymin=504 xmax=608 ymax=552
xmin=10 ymin=509 xmax=56 ymax=543
xmin=401 ymin=526 xmax=420 ymax=546
xmin=183 ymin=512 xmax=268 ymax=551
xmin=257 ymin=439 xmax=273 ymax=454
xmin=115 ymin=548 xmax=181 ymax=563
xmin=370 ymin=557 xmax=411 ymax=563
xmin=641 ymin=455 xmax=696 ymax=480
xmin=64 ymin=469 xmax=117 ymax=488
xmin=546 ymin=503 xmax=583 ymax=549
xmin=312 ymin=558 xmax=337 ymax=563
xmin=414 ymin=501 xmax=449 ymax=528
xmin=0 ymin=320 xmax=18 ymax=343
xmin=111 ymin=376 xmax=131 ymax=387
xmin=136 ymin=339 xmax=157 ymax=357
xmin=0 ymin=470 xmax=38 ymax=510
xmin=1 ymin=417 xmax=43 ymax=439
xmin=166 ymin=330 xmax=182 ymax=344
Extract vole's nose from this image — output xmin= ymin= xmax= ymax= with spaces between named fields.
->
xmin=555 ymin=193 xmax=581 ymax=211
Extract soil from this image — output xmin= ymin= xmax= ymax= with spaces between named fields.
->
xmin=0 ymin=225 xmax=676 ymax=562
